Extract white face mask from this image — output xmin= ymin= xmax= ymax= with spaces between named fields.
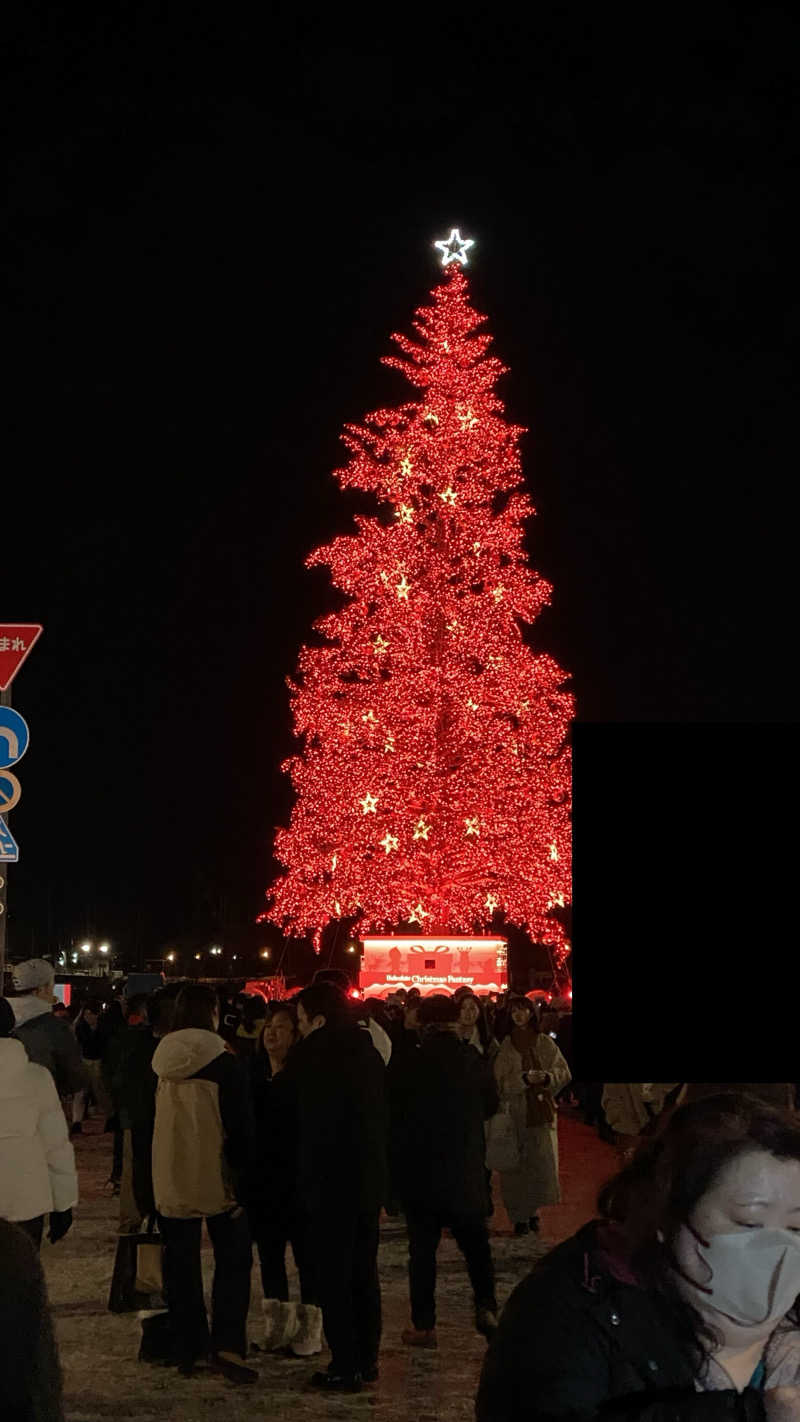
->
xmin=691 ymin=1228 xmax=800 ymax=1327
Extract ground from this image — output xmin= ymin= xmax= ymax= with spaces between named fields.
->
xmin=45 ymin=1108 xmax=617 ymax=1420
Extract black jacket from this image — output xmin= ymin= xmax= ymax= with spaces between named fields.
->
xmin=107 ymin=1024 xmax=157 ymax=1131
xmin=476 ymin=1221 xmax=766 ymax=1422
xmin=13 ymin=1013 xmax=87 ymax=1098
xmin=282 ymin=1024 xmax=387 ymax=1215
xmin=74 ymin=1020 xmax=104 ymax=1061
xmin=389 ymin=1029 xmax=499 ymax=1218
xmin=245 ymin=1051 xmax=300 ymax=1219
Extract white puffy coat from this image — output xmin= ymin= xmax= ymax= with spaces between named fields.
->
xmin=0 ymin=1037 xmax=79 ymax=1221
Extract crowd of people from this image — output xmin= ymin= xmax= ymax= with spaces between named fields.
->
xmin=2 ymin=955 xmax=800 ymax=1420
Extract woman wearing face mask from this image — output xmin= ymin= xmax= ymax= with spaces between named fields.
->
xmin=477 ymin=1092 xmax=800 ymax=1421
xmin=492 ymin=996 xmax=571 ymax=1236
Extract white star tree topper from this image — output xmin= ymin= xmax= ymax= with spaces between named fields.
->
xmin=434 ymin=228 xmax=475 ymax=267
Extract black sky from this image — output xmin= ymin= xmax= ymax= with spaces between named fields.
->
xmin=4 ymin=8 xmax=795 ymax=964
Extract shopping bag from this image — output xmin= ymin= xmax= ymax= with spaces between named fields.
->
xmin=136 ymin=1241 xmax=164 ymax=1295
xmin=108 ymin=1217 xmax=163 ymax=1313
xmin=485 ymin=1107 xmax=520 ymax=1172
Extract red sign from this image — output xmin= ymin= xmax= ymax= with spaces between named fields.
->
xmin=360 ymin=935 xmax=509 ymax=998
xmin=0 ymin=625 xmax=43 ymax=691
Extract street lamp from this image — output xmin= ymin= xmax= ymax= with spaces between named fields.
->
xmin=98 ymin=943 xmax=109 ymax=954
xmin=80 ymin=943 xmax=92 ymax=953
xmin=260 ymin=949 xmax=271 ymax=960
xmin=166 ymin=952 xmax=176 ymax=963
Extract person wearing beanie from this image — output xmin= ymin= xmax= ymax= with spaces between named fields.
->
xmin=388 ymin=993 xmax=500 ymax=1349
xmin=0 ymin=997 xmax=78 ymax=1250
xmin=10 ymin=960 xmax=88 ymax=1099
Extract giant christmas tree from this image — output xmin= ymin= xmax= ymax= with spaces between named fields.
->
xmin=267 ymin=231 xmax=573 ymax=961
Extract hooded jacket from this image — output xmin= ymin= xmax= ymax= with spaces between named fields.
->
xmin=151 ymin=1029 xmax=254 ymax=1219
xmin=0 ymin=1038 xmax=79 ymax=1221
xmin=12 ymin=998 xmax=88 ymax=1098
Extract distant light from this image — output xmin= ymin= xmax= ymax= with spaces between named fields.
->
xmin=349 ymin=987 xmax=361 ymax=999
xmin=166 ymin=953 xmax=176 ymax=963
xmin=81 ymin=943 xmax=91 ymax=953
xmin=71 ymin=953 xmax=79 ymax=963
xmin=260 ymin=949 xmax=270 ymax=959
xmin=346 ymin=943 xmax=357 ymax=953
xmin=195 ymin=953 xmax=202 ymax=960
xmin=98 ymin=945 xmax=109 ymax=954
xmin=232 ymin=955 xmax=238 ymax=961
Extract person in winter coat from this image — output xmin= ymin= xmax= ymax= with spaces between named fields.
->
xmin=246 ymin=1002 xmax=320 ymax=1358
xmin=0 ymin=998 xmax=78 ymax=1250
xmin=0 ymin=1217 xmax=65 ymax=1422
xmin=283 ymin=981 xmax=388 ymax=1393
xmin=10 ymin=960 xmax=87 ymax=1099
xmin=388 ymin=993 xmax=500 ymax=1349
xmin=107 ymin=994 xmax=159 ymax=1231
xmin=151 ymin=983 xmax=256 ymax=1384
xmin=477 ymin=1091 xmax=800 ymax=1422
xmin=493 ymin=995 xmax=571 ymax=1235
xmin=71 ymin=1001 xmax=112 ymax=1134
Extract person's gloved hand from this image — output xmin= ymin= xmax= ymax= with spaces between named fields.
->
xmin=48 ymin=1208 xmax=73 ymax=1243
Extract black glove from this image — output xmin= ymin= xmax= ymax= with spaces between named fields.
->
xmin=48 ymin=1208 xmax=73 ymax=1244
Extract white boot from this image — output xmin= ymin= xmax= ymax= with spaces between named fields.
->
xmin=262 ymin=1299 xmax=298 ymax=1351
xmin=290 ymin=1303 xmax=323 ymax=1357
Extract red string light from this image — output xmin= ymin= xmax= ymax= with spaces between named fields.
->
xmin=268 ymin=264 xmax=573 ymax=961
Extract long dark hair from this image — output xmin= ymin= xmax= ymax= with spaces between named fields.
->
xmin=458 ymin=992 xmax=494 ymax=1051
xmin=596 ymin=1092 xmax=800 ymax=1367
xmin=171 ymin=983 xmax=219 ymax=1033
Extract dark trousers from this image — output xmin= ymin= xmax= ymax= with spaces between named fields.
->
xmin=308 ymin=1207 xmax=381 ymax=1377
xmin=405 ymin=1205 xmax=497 ymax=1331
xmin=16 ymin=1216 xmax=45 ymax=1250
xmin=250 ymin=1206 xmax=316 ymax=1304
xmin=159 ymin=1208 xmax=252 ymax=1364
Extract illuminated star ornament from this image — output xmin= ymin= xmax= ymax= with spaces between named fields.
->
xmin=434 ymin=228 xmax=475 ymax=267
xmin=360 ymin=792 xmax=378 ymax=814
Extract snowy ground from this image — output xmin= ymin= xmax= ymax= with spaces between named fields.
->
xmin=44 ymin=1111 xmax=616 ymax=1421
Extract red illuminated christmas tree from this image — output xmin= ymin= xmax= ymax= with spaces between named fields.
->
xmin=267 ymin=231 xmax=573 ymax=959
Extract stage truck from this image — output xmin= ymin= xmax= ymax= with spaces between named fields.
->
xmin=359 ymin=935 xmax=508 ymax=999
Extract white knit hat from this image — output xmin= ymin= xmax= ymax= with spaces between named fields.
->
xmin=11 ymin=958 xmax=56 ymax=991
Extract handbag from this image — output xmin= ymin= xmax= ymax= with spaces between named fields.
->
xmin=526 ymin=1086 xmax=557 ymax=1127
xmin=485 ymin=1105 xmax=520 ymax=1172
xmin=108 ymin=1216 xmax=164 ymax=1313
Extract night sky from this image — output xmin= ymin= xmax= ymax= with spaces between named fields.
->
xmin=5 ymin=10 xmax=795 ymax=970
